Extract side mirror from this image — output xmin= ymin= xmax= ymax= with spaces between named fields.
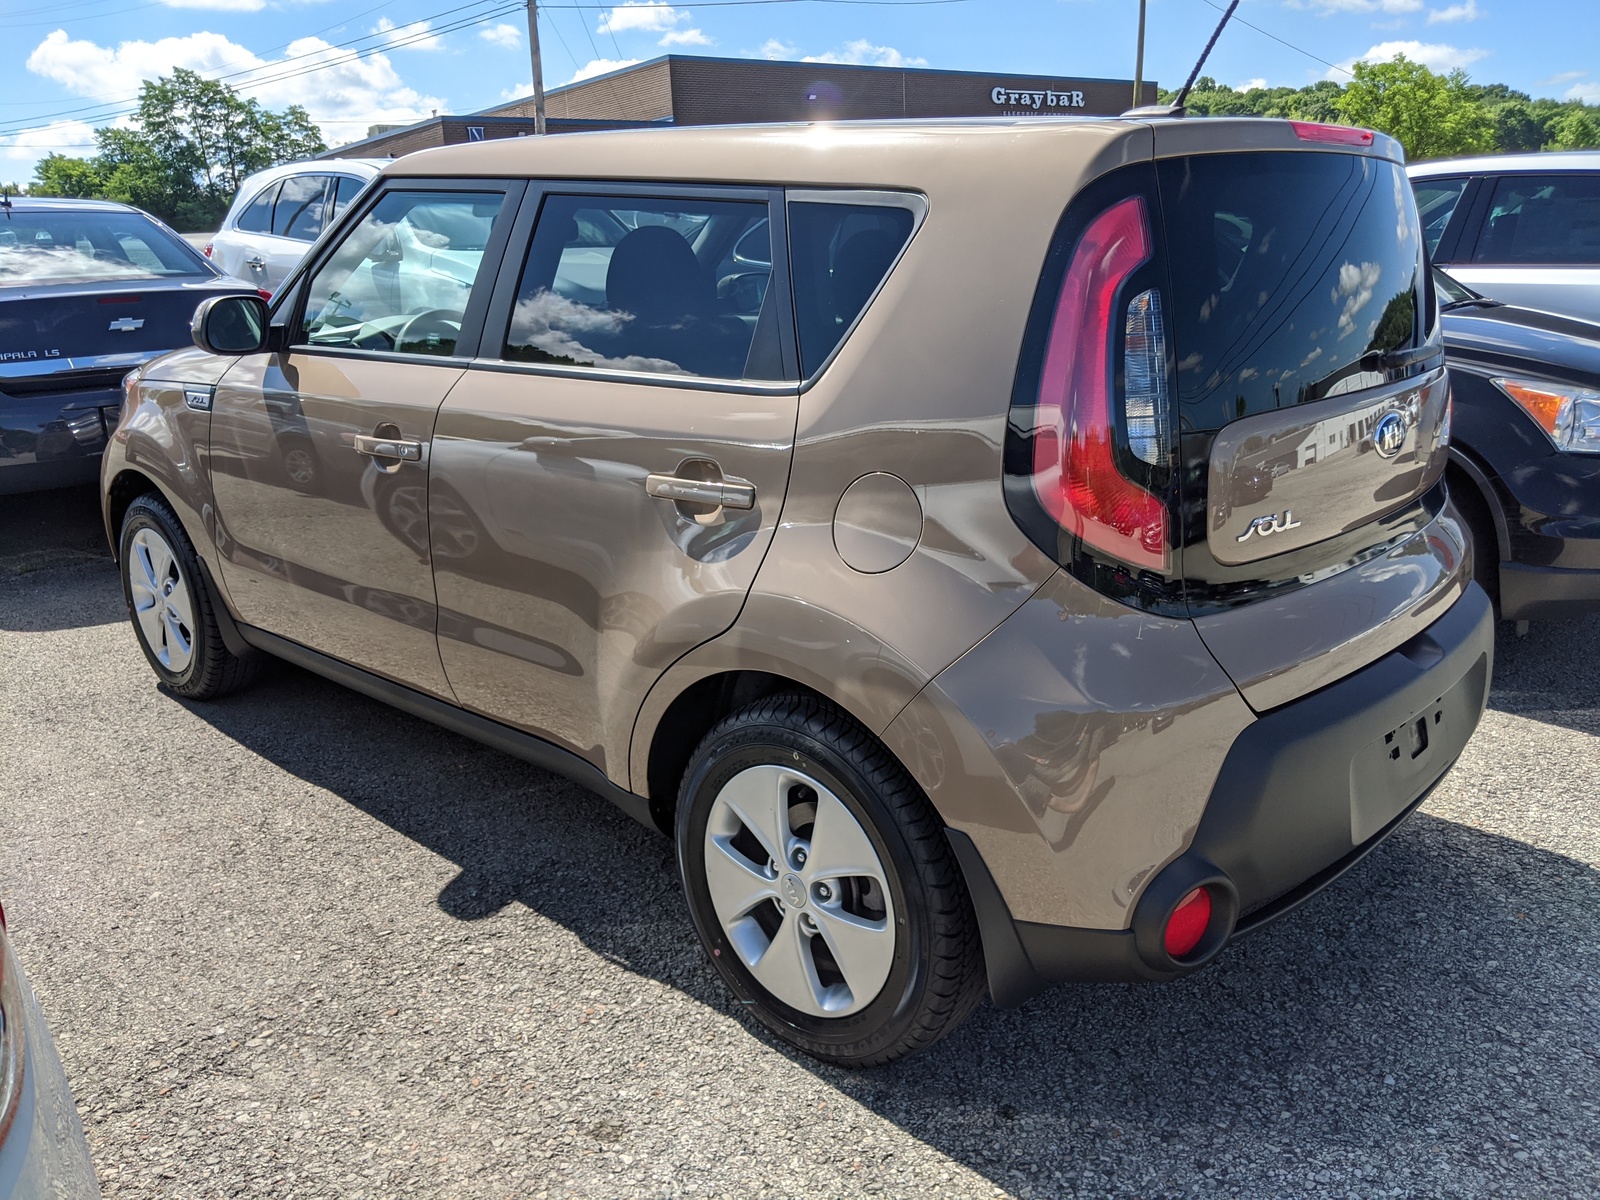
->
xmin=192 ymin=294 xmax=269 ymax=355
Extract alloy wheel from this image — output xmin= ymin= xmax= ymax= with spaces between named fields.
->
xmin=128 ymin=526 xmax=195 ymax=673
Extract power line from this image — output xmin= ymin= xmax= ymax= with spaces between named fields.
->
xmin=0 ymin=0 xmax=522 ymax=136
xmin=1 ymin=0 xmax=967 ymax=140
xmin=1196 ymin=0 xmax=1354 ymax=79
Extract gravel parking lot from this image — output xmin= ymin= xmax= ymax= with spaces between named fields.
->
xmin=3 ymin=484 xmax=1598 ymax=1199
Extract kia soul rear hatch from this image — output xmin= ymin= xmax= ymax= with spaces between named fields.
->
xmin=1006 ymin=124 xmax=1450 ymax=707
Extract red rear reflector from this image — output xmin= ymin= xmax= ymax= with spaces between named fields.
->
xmin=1164 ymin=887 xmax=1212 ymax=958
xmin=1032 ymin=195 xmax=1169 ymax=572
xmin=1290 ymin=121 xmax=1374 ymax=146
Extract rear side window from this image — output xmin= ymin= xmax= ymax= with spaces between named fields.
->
xmin=1159 ymin=152 xmax=1427 ymax=431
xmin=330 ymin=175 xmax=367 ymax=219
xmin=503 ymin=194 xmax=776 ymax=380
xmin=273 ymin=175 xmax=329 ymax=242
xmin=237 ymin=184 xmax=277 ymax=234
xmin=1412 ymin=177 xmax=1467 ymax=256
xmin=1473 ymin=174 xmax=1600 ymax=265
xmin=787 ymin=202 xmax=914 ymax=377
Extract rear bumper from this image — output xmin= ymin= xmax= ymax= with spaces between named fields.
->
xmin=0 ymin=387 xmax=122 ymax=496
xmin=962 ymin=582 xmax=1494 ymax=1006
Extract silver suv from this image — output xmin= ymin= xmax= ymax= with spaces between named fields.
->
xmin=105 ymin=118 xmax=1492 ymax=1065
xmin=205 ymin=159 xmax=384 ymax=296
xmin=1411 ymin=150 xmax=1600 ymax=322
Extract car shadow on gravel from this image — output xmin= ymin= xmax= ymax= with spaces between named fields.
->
xmin=1487 ymin=615 xmax=1600 ymax=735
xmin=0 ymin=484 xmax=120 ymax=631
xmin=181 ymin=658 xmax=1600 ymax=1196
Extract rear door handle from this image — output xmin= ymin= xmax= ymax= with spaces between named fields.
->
xmin=245 ymin=257 xmax=266 ymax=270
xmin=646 ymin=473 xmax=755 ymax=510
xmin=353 ymin=434 xmax=423 ymax=462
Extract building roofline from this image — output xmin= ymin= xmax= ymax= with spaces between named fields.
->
xmin=477 ymin=53 xmax=1153 ymax=117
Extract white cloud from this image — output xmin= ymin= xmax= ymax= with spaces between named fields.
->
xmin=0 ymin=120 xmax=98 ymax=181
xmin=1333 ymin=260 xmax=1383 ymax=338
xmin=801 ymin=40 xmax=927 ymax=68
xmin=479 ymin=22 xmax=521 ymax=48
xmin=1287 ymin=0 xmax=1422 ymax=13
xmin=1567 ymin=82 xmax=1600 ymax=104
xmin=25 ymin=29 xmax=446 ymax=148
xmin=1539 ymin=70 xmax=1586 ymax=86
xmin=370 ymin=16 xmax=442 ymax=53
xmin=660 ymin=27 xmax=711 ymax=46
xmin=568 ymin=57 xmax=642 ymax=83
xmin=755 ymin=38 xmax=797 ymax=59
xmin=1332 ymin=40 xmax=1488 ymax=76
xmin=598 ymin=3 xmax=687 ymax=34
xmin=1427 ymin=0 xmax=1481 ymax=22
xmin=1237 ymin=78 xmax=1268 ymax=91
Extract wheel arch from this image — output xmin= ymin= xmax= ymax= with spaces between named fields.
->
xmin=630 ymin=595 xmax=935 ymax=836
xmin=104 ymin=467 xmax=164 ymax=561
xmin=1447 ymin=447 xmax=1512 ymax=561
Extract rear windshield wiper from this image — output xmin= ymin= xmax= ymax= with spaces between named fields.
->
xmin=1441 ymin=297 xmax=1504 ymax=312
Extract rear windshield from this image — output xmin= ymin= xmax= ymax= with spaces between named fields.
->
xmin=0 ymin=211 xmax=205 ymax=285
xmin=1159 ymin=152 xmax=1426 ymax=432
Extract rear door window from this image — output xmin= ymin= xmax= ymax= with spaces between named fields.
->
xmin=503 ymin=193 xmax=776 ymax=380
xmin=787 ymin=201 xmax=915 ymax=377
xmin=329 ymin=174 xmax=368 ymax=220
xmin=273 ymin=174 xmax=330 ymax=242
xmin=1412 ymin=177 xmax=1468 ymax=256
xmin=1158 ymin=152 xmax=1427 ymax=431
xmin=237 ymin=183 xmax=278 ymax=234
xmin=1472 ymin=174 xmax=1600 ymax=265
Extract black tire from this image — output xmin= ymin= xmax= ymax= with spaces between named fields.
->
xmin=676 ymin=692 xmax=985 ymax=1067
xmin=1447 ymin=465 xmax=1501 ymax=616
xmin=119 ymin=493 xmax=260 ymax=700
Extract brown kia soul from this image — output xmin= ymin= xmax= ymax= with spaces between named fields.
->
xmin=103 ymin=117 xmax=1492 ymax=1065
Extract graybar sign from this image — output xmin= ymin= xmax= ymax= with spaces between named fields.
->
xmin=991 ymin=87 xmax=1086 ymax=111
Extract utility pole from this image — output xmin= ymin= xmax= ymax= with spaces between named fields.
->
xmin=1133 ymin=0 xmax=1147 ymax=108
xmin=525 ymin=0 xmax=547 ymax=134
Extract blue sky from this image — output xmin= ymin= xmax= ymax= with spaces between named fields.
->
xmin=2 ymin=0 xmax=1596 ymax=179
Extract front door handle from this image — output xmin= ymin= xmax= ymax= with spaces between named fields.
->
xmin=353 ymin=434 xmax=423 ymax=462
xmin=245 ymin=256 xmax=266 ymax=271
xmin=646 ymin=472 xmax=755 ymax=510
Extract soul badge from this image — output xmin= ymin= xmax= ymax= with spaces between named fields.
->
xmin=1237 ymin=510 xmax=1303 ymax=543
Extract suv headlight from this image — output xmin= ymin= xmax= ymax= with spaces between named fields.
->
xmin=1492 ymin=377 xmax=1600 ymax=454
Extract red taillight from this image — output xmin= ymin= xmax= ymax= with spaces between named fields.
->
xmin=203 ymin=243 xmax=213 ymax=257
xmin=1164 ymin=887 xmax=1212 ymax=958
xmin=1031 ymin=195 xmax=1169 ymax=572
xmin=257 ymin=289 xmax=272 ymax=302
xmin=1290 ymin=121 xmax=1374 ymax=146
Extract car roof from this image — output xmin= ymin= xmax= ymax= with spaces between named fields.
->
xmin=392 ymin=116 xmax=1401 ymax=190
xmin=236 ymin=158 xmax=386 ymax=191
xmin=1 ymin=196 xmax=143 ymax=214
xmin=1408 ymin=150 xmax=1600 ymax=177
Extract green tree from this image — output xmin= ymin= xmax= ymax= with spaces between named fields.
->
xmin=1335 ymin=55 xmax=1495 ymax=161
xmin=28 ymin=70 xmax=325 ymax=229
xmin=1544 ymin=107 xmax=1600 ymax=150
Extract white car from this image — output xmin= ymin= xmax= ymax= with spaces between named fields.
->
xmin=205 ymin=159 xmax=386 ymax=296
xmin=1409 ymin=150 xmax=1600 ymax=323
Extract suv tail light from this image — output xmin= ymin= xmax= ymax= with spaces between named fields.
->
xmin=203 ymin=243 xmax=213 ymax=258
xmin=1027 ymin=195 xmax=1170 ymax=573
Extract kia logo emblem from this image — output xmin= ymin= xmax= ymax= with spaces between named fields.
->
xmin=1373 ymin=410 xmax=1408 ymax=459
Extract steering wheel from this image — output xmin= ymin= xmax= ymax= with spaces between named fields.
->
xmin=394 ymin=309 xmax=464 ymax=354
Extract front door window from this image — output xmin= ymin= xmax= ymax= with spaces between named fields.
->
xmin=300 ymin=191 xmax=503 ymax=356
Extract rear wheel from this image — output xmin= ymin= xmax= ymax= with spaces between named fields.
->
xmin=119 ymin=493 xmax=259 ymax=700
xmin=676 ymin=693 xmax=985 ymax=1066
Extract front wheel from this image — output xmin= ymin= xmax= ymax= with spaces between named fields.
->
xmin=120 ymin=493 xmax=259 ymax=700
xmin=676 ymin=694 xmax=985 ymax=1067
